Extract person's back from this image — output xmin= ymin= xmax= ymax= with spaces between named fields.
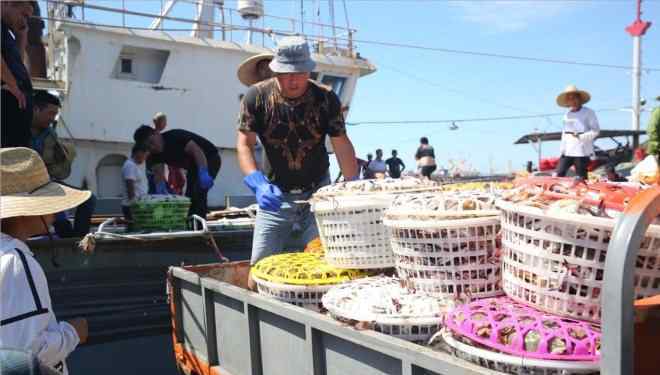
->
xmin=385 ymin=150 xmax=405 ymax=178
xmin=415 ymin=137 xmax=436 ymax=178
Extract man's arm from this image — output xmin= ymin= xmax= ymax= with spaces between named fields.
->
xmin=152 ymin=163 xmax=166 ymax=185
xmin=330 ymin=134 xmax=358 ymax=179
xmin=1 ymin=57 xmax=26 ymax=109
xmin=184 ymin=141 xmax=209 ymax=169
xmin=125 ymin=179 xmax=136 ymax=201
xmin=399 ymin=159 xmax=406 ymax=170
xmin=237 ymin=130 xmax=259 ymax=175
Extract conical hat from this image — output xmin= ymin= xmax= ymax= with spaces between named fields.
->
xmin=556 ymin=84 xmax=591 ymax=107
xmin=237 ymin=53 xmax=274 ymax=87
xmin=0 ymin=148 xmax=90 ymax=219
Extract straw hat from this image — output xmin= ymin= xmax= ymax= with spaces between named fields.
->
xmin=237 ymin=53 xmax=274 ymax=87
xmin=556 ymin=85 xmax=591 ymax=107
xmin=0 ymin=147 xmax=91 ymax=219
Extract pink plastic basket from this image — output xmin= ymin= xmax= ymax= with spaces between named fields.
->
xmin=444 ymin=297 xmax=601 ymax=362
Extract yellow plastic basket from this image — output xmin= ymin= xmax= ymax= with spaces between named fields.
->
xmin=251 ymin=252 xmax=369 ymax=286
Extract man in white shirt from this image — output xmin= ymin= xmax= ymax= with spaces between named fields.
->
xmin=555 ymin=85 xmax=600 ymax=180
xmin=368 ymin=149 xmax=387 ymax=179
xmin=0 ymin=147 xmax=89 ymax=375
xmin=121 ymin=144 xmax=149 ymax=229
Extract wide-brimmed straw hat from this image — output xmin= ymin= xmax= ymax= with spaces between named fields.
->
xmin=556 ymin=85 xmax=591 ymax=107
xmin=269 ymin=36 xmax=316 ymax=74
xmin=0 ymin=147 xmax=91 ymax=219
xmin=237 ymin=53 xmax=274 ymax=86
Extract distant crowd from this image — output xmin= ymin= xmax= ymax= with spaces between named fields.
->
xmin=350 ymin=136 xmax=437 ymax=181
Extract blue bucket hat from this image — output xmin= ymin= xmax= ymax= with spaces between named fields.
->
xmin=269 ymin=36 xmax=316 ymax=74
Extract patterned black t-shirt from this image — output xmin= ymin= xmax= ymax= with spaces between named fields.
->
xmin=238 ymin=78 xmax=345 ymax=190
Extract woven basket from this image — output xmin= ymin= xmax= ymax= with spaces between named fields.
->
xmin=311 ymin=178 xmax=441 ymax=269
xmin=322 ymin=276 xmax=452 ymax=342
xmin=497 ymin=199 xmax=660 ymax=322
xmin=384 ymin=192 xmax=503 ymax=299
xmin=439 ymin=330 xmax=599 ymax=375
xmin=131 ymin=195 xmax=191 ymax=231
xmin=251 ymin=252 xmax=369 ymax=310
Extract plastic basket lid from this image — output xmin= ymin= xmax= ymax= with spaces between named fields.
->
xmin=442 ymin=181 xmax=514 ymax=193
xmin=322 ymin=276 xmax=453 ymax=324
xmin=385 ymin=191 xmax=500 ymax=220
xmin=444 ymin=296 xmax=601 ymax=361
xmin=251 ymin=252 xmax=369 ymax=286
xmin=131 ymin=194 xmax=191 ymax=206
xmin=313 ymin=177 xmax=440 ymax=198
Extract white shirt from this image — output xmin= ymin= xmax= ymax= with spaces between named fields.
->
xmin=368 ymin=159 xmax=387 ymax=173
xmin=0 ymin=233 xmax=79 ymax=374
xmin=121 ymin=158 xmax=149 ymax=206
xmin=560 ymin=107 xmax=600 ymax=157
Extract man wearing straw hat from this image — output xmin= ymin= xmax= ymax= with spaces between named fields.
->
xmin=236 ymin=37 xmax=359 ymax=281
xmin=555 ymin=84 xmax=600 ymax=180
xmin=0 ymin=148 xmax=89 ymax=375
xmin=237 ymin=52 xmax=274 ymax=87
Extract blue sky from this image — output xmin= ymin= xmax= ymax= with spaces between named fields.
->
xmin=44 ymin=0 xmax=660 ymax=176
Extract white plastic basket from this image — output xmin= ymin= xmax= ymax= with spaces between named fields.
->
xmin=252 ymin=276 xmax=332 ymax=311
xmin=384 ymin=193 xmax=503 ymax=299
xmin=322 ymin=276 xmax=452 ymax=342
xmin=497 ymin=199 xmax=660 ymax=322
xmin=437 ymin=330 xmax=599 ymax=375
xmin=311 ymin=178 xmax=441 ymax=269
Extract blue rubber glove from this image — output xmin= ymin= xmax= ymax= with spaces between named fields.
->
xmin=244 ymin=171 xmax=282 ymax=212
xmin=198 ymin=167 xmax=214 ymax=191
xmin=155 ymin=181 xmax=170 ymax=195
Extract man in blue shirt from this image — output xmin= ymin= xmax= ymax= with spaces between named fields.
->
xmin=1 ymin=1 xmax=35 ymax=148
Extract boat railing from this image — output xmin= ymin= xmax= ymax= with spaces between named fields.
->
xmin=44 ymin=0 xmax=357 ymax=57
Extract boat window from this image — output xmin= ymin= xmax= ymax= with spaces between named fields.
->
xmin=120 ymin=58 xmax=133 ymax=74
xmin=310 ymin=72 xmax=319 ymax=81
xmin=321 ymin=75 xmax=347 ymax=97
xmin=96 ymin=154 xmax=127 ymax=198
xmin=114 ymin=46 xmax=170 ymax=84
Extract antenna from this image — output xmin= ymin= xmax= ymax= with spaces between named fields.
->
xmin=626 ymin=0 xmax=652 ymax=149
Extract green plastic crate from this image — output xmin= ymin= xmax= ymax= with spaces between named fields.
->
xmin=130 ymin=196 xmax=191 ymax=232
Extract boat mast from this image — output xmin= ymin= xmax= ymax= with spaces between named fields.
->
xmin=625 ymin=0 xmax=651 ymax=148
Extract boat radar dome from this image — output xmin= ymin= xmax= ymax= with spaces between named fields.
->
xmin=238 ymin=0 xmax=264 ymax=20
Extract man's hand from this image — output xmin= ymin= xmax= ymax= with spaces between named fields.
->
xmin=5 ymin=84 xmax=26 ymax=109
xmin=244 ymin=171 xmax=282 ymax=212
xmin=67 ymin=318 xmax=88 ymax=344
xmin=198 ymin=167 xmax=214 ymax=190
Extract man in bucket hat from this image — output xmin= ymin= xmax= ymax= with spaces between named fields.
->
xmin=236 ymin=36 xmax=359 ymax=287
xmin=555 ymin=84 xmax=600 ymax=180
xmin=0 ymin=148 xmax=89 ymax=375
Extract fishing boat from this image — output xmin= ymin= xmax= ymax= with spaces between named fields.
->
xmin=27 ymin=1 xmax=376 ymax=373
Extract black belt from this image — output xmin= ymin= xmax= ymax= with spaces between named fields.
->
xmin=281 ymin=178 xmax=326 ymax=194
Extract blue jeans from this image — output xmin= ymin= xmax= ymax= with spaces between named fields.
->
xmin=250 ymin=177 xmax=329 ymax=265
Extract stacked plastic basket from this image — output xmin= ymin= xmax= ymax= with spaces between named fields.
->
xmin=250 ymin=252 xmax=369 ymax=311
xmin=322 ymin=276 xmax=453 ymax=342
xmin=310 ymin=178 xmax=441 ymax=269
xmin=496 ymin=183 xmax=660 ymax=322
xmin=437 ymin=297 xmax=600 ymax=374
xmin=384 ymin=192 xmax=503 ymax=299
xmin=130 ymin=195 xmax=191 ymax=231
xmin=423 ymin=177 xmax=660 ymax=374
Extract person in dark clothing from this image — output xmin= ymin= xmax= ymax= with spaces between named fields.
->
xmin=134 ymin=126 xmax=221 ymax=218
xmin=605 ymin=165 xmax=627 ymax=182
xmin=415 ymin=137 xmax=437 ymax=178
xmin=385 ymin=150 xmax=406 ymax=178
xmin=1 ymin=1 xmax=35 ymax=148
